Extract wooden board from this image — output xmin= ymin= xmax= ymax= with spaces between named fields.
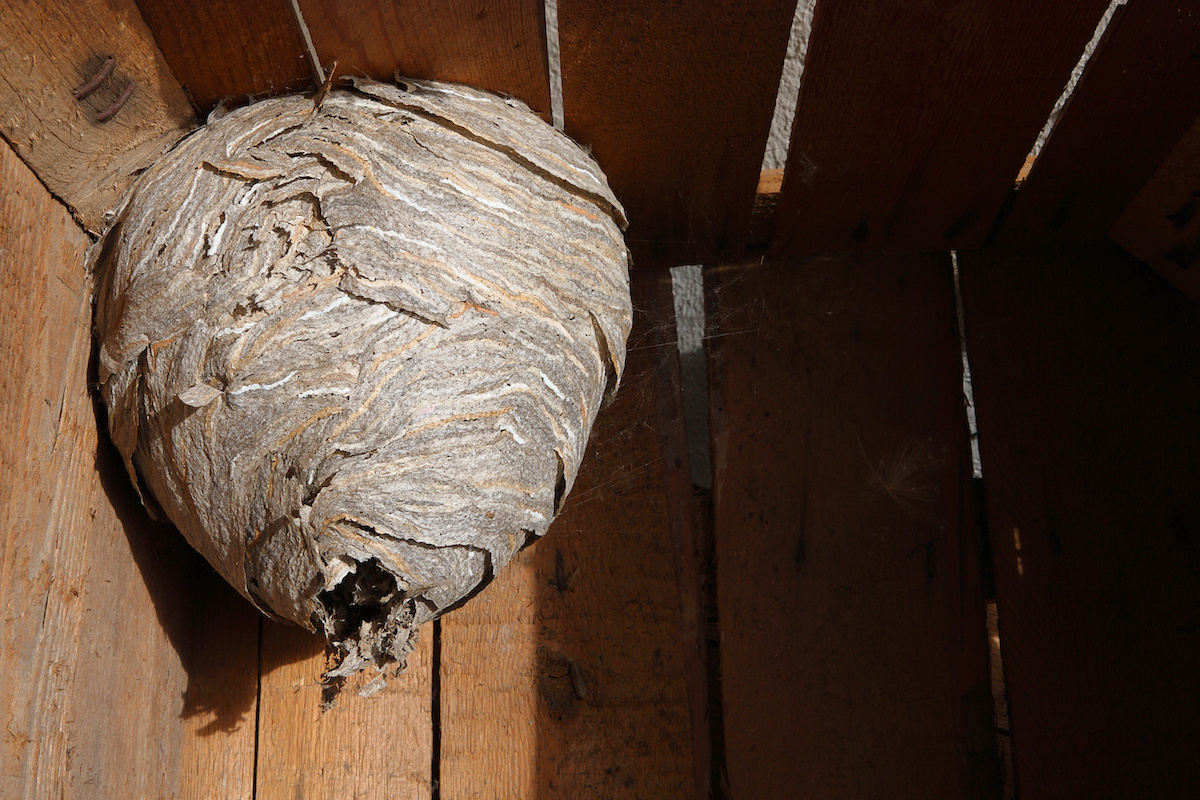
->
xmin=438 ymin=272 xmax=700 ymax=797
xmin=0 ymin=0 xmax=195 ymax=232
xmin=558 ymin=0 xmax=796 ymax=268
xmin=771 ymin=0 xmax=1111 ymax=257
xmin=134 ymin=0 xmax=311 ymax=114
xmin=0 ymin=138 xmax=190 ymax=798
xmin=297 ymin=0 xmax=551 ymax=118
xmin=708 ymin=253 xmax=997 ymax=798
xmin=957 ymin=245 xmax=1200 ymax=799
xmin=254 ymin=615 xmax=434 ymax=798
xmin=1109 ymin=113 xmax=1200 ymax=301
xmin=999 ymin=1 xmax=1200 ymax=244
xmin=178 ymin=561 xmax=261 ymax=800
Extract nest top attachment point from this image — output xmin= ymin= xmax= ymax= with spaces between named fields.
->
xmin=94 ymin=77 xmax=632 ymax=683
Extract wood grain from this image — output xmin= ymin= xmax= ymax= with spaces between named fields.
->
xmin=958 ymin=245 xmax=1200 ymax=799
xmin=438 ymin=272 xmax=698 ymax=798
xmin=1000 ymin=1 xmax=1200 ymax=245
xmin=1109 ymin=113 xmax=1200 ymax=300
xmin=771 ymin=0 xmax=1111 ymax=257
xmin=254 ymin=622 xmax=434 ymax=799
xmin=708 ymin=253 xmax=997 ymax=798
xmin=0 ymin=138 xmax=189 ymax=798
xmin=558 ymin=0 xmax=796 ymax=268
xmin=298 ymin=0 xmax=551 ymax=118
xmin=134 ymin=0 xmax=311 ymax=113
xmin=0 ymin=0 xmax=194 ymax=233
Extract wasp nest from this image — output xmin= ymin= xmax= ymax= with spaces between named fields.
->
xmin=94 ymin=77 xmax=631 ymax=679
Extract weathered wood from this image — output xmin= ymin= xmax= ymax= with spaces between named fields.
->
xmin=0 ymin=138 xmax=189 ymax=798
xmin=1110 ymin=113 xmax=1200 ymax=301
xmin=134 ymin=0 xmax=311 ymax=114
xmin=1000 ymin=1 xmax=1200 ymax=245
xmin=708 ymin=253 xmax=997 ymax=798
xmin=439 ymin=272 xmax=698 ymax=797
xmin=0 ymin=0 xmax=194 ymax=232
xmin=255 ymin=623 xmax=434 ymax=799
xmin=297 ymin=0 xmax=551 ymax=118
xmin=558 ymin=0 xmax=796 ymax=268
xmin=178 ymin=562 xmax=260 ymax=800
xmin=958 ymin=245 xmax=1200 ymax=799
xmin=771 ymin=0 xmax=1111 ymax=257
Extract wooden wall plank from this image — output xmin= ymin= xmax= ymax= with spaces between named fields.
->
xmin=178 ymin=563 xmax=260 ymax=800
xmin=558 ymin=0 xmax=796 ymax=268
xmin=298 ymin=0 xmax=551 ymax=118
xmin=254 ymin=620 xmax=434 ymax=799
xmin=708 ymin=253 xmax=997 ymax=798
xmin=439 ymin=272 xmax=699 ymax=798
xmin=1000 ymin=2 xmax=1200 ymax=245
xmin=134 ymin=0 xmax=311 ymax=113
xmin=1110 ymin=113 xmax=1200 ymax=301
xmin=771 ymin=0 xmax=1110 ymax=257
xmin=958 ymin=245 xmax=1200 ymax=799
xmin=0 ymin=0 xmax=195 ymax=232
xmin=0 ymin=139 xmax=190 ymax=798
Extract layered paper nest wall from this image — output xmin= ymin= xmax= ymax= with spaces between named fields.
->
xmin=94 ymin=77 xmax=632 ymax=679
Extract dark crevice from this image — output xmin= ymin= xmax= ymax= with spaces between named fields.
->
xmin=250 ymin=615 xmax=263 ymax=800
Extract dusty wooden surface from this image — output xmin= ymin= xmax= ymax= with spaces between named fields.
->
xmin=708 ymin=253 xmax=997 ymax=798
xmin=959 ymin=245 xmax=1200 ymax=799
xmin=0 ymin=0 xmax=194 ymax=233
xmin=1110 ymin=113 xmax=1200 ymax=301
xmin=558 ymin=0 xmax=795 ymax=268
xmin=439 ymin=271 xmax=699 ymax=798
xmin=771 ymin=0 xmax=1111 ymax=257
xmin=999 ymin=1 xmax=1200 ymax=245
xmin=0 ymin=139 xmax=190 ymax=798
xmin=134 ymin=0 xmax=310 ymax=113
xmin=298 ymin=0 xmax=551 ymax=118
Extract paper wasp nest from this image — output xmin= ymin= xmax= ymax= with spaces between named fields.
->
xmin=94 ymin=77 xmax=631 ymax=679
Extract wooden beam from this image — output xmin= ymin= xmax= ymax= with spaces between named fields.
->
xmin=0 ymin=137 xmax=190 ymax=798
xmin=438 ymin=271 xmax=701 ymax=797
xmin=1000 ymin=1 xmax=1200 ymax=244
xmin=771 ymin=0 xmax=1111 ymax=257
xmin=0 ymin=0 xmax=194 ymax=232
xmin=958 ymin=244 xmax=1200 ymax=798
xmin=708 ymin=253 xmax=997 ymax=797
xmin=297 ymin=0 xmax=551 ymax=119
xmin=558 ymin=0 xmax=796 ymax=268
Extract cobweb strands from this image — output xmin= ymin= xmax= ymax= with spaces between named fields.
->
xmin=93 ymin=77 xmax=632 ymax=682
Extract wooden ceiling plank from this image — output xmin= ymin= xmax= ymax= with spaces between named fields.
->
xmin=297 ymin=0 xmax=551 ymax=118
xmin=958 ymin=244 xmax=1200 ymax=798
xmin=0 ymin=0 xmax=195 ymax=233
xmin=772 ymin=0 xmax=1111 ymax=257
xmin=558 ymin=0 xmax=797 ymax=269
xmin=1000 ymin=1 xmax=1200 ymax=245
xmin=134 ymin=0 xmax=312 ymax=114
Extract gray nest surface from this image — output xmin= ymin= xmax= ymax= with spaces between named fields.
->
xmin=93 ymin=77 xmax=631 ymax=679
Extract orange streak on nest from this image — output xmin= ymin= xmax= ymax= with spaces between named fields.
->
xmin=449 ymin=301 xmax=499 ymax=319
xmin=369 ymin=324 xmax=440 ymax=371
xmin=275 ymin=406 xmax=345 ymax=447
xmin=556 ymin=200 xmax=601 ymax=222
xmin=405 ymin=406 xmax=515 ymax=437
xmin=327 ymin=360 xmax=409 ymax=439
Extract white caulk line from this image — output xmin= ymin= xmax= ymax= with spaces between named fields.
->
xmin=539 ymin=371 xmax=565 ymax=399
xmin=951 ymin=251 xmax=983 ymax=479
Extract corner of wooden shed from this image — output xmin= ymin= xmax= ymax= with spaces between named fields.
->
xmin=3 ymin=2 xmax=1199 ymax=798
